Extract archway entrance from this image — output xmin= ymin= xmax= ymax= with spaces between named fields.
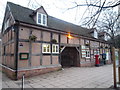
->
xmin=61 ymin=47 xmax=80 ymax=67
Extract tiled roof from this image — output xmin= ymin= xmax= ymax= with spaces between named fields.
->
xmin=8 ymin=2 xmax=92 ymax=37
xmin=7 ymin=2 xmax=107 ymax=42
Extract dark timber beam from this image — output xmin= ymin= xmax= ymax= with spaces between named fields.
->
xmin=14 ymin=24 xmax=19 ymax=80
xmin=58 ymin=34 xmax=61 ymax=64
xmin=40 ymin=31 xmax=43 ymax=65
xmin=50 ymin=32 xmax=53 ymax=64
xmin=28 ymin=30 xmax=32 ymax=67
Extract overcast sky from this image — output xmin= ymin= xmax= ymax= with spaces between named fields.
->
xmin=0 ymin=0 xmax=87 ymax=29
xmin=0 ymin=0 xmax=118 ymax=31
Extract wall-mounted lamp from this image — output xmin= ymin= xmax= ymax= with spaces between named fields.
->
xmin=67 ymin=33 xmax=73 ymax=39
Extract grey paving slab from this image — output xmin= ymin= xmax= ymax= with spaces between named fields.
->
xmin=1 ymin=64 xmax=116 ymax=88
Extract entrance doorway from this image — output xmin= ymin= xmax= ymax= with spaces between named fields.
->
xmin=61 ymin=47 xmax=79 ymax=67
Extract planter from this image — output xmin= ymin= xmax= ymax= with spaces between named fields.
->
xmin=29 ymin=35 xmax=37 ymax=42
xmin=51 ymin=39 xmax=57 ymax=43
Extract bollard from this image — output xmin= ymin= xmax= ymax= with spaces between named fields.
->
xmin=22 ymin=74 xmax=25 ymax=90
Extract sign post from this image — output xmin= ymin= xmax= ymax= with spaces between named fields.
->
xmin=118 ymin=48 xmax=120 ymax=84
xmin=112 ymin=47 xmax=117 ymax=88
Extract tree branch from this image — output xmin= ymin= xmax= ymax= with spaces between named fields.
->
xmin=67 ymin=1 xmax=120 ymax=10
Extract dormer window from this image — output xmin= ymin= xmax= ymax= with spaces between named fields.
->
xmin=37 ymin=12 xmax=47 ymax=26
xmin=90 ymin=28 xmax=98 ymax=39
xmin=94 ymin=30 xmax=98 ymax=38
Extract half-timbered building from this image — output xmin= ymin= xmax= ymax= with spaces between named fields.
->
xmin=1 ymin=2 xmax=111 ymax=79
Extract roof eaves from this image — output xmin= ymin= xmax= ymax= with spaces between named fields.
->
xmin=17 ymin=20 xmax=108 ymax=43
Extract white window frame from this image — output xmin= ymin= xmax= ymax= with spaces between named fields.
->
xmin=52 ymin=44 xmax=59 ymax=53
xmin=81 ymin=45 xmax=90 ymax=58
xmin=42 ymin=43 xmax=50 ymax=53
xmin=37 ymin=12 xmax=47 ymax=26
xmin=81 ymin=45 xmax=86 ymax=58
xmin=86 ymin=48 xmax=90 ymax=58
xmin=94 ymin=30 xmax=98 ymax=39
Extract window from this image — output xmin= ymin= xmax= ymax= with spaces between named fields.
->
xmin=37 ymin=13 xmax=47 ymax=26
xmin=86 ymin=48 xmax=90 ymax=58
xmin=94 ymin=50 xmax=99 ymax=55
xmin=81 ymin=46 xmax=86 ymax=58
xmin=42 ymin=44 xmax=50 ymax=53
xmin=52 ymin=44 xmax=59 ymax=53
xmin=94 ymin=30 xmax=98 ymax=38
xmin=81 ymin=45 xmax=90 ymax=58
xmin=38 ymin=14 xmax=41 ymax=24
xmin=104 ymin=33 xmax=107 ymax=41
xmin=42 ymin=44 xmax=59 ymax=53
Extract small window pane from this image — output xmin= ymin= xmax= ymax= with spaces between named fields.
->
xmin=43 ymin=15 xmax=46 ymax=25
xmin=38 ymin=14 xmax=41 ymax=24
xmin=88 ymin=52 xmax=90 ymax=57
xmin=43 ymin=47 xmax=46 ymax=52
xmin=56 ymin=46 xmax=58 ymax=52
xmin=38 ymin=19 xmax=41 ymax=24
xmin=53 ymin=45 xmax=55 ymax=52
xmin=86 ymin=48 xmax=90 ymax=58
xmin=47 ymin=45 xmax=50 ymax=52
xmin=86 ymin=51 xmax=87 ymax=56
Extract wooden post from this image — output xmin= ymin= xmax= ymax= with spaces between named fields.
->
xmin=112 ymin=47 xmax=117 ymax=88
xmin=118 ymin=48 xmax=120 ymax=84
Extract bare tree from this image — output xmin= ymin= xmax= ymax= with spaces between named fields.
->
xmin=27 ymin=0 xmax=42 ymax=9
xmin=66 ymin=0 xmax=120 ymax=47
xmin=27 ymin=0 xmax=120 ymax=35
xmin=66 ymin=0 xmax=120 ymax=28
xmin=95 ymin=9 xmax=120 ymax=46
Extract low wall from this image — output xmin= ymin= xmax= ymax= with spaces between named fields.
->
xmin=106 ymin=60 xmax=112 ymax=64
xmin=80 ymin=62 xmax=95 ymax=67
xmin=80 ymin=59 xmax=112 ymax=67
xmin=17 ymin=65 xmax=61 ymax=79
xmin=2 ymin=66 xmax=16 ymax=80
xmin=2 ymin=64 xmax=61 ymax=80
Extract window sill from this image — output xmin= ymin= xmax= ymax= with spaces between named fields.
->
xmin=86 ymin=57 xmax=90 ymax=58
xmin=43 ymin=53 xmax=51 ymax=55
xmin=52 ymin=52 xmax=59 ymax=54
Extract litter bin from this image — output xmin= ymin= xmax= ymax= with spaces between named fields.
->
xmin=102 ymin=53 xmax=106 ymax=65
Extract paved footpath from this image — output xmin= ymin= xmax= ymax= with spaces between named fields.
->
xmin=1 ymin=64 xmax=116 ymax=88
